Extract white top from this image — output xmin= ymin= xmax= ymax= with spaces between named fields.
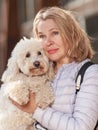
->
xmin=33 ymin=59 xmax=98 ymax=130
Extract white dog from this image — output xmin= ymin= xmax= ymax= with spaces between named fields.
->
xmin=0 ymin=37 xmax=54 ymax=130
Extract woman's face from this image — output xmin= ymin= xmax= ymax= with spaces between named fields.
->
xmin=37 ymin=19 xmax=70 ymax=65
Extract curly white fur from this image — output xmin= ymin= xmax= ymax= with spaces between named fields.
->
xmin=0 ymin=37 xmax=54 ymax=130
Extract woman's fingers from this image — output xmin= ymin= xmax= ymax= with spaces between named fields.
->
xmin=9 ymin=92 xmax=37 ymax=113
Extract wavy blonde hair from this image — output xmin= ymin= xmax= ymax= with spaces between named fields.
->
xmin=33 ymin=6 xmax=94 ymax=62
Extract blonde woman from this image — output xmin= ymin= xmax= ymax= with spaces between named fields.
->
xmin=12 ymin=7 xmax=98 ymax=130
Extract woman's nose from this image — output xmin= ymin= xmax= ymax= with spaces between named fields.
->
xmin=45 ymin=37 xmax=53 ymax=46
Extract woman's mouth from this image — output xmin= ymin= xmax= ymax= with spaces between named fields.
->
xmin=48 ymin=49 xmax=58 ymax=54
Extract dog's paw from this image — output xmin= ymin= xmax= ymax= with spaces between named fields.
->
xmin=37 ymin=86 xmax=54 ymax=109
xmin=4 ymin=80 xmax=29 ymax=105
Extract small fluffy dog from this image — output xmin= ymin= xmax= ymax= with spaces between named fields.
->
xmin=0 ymin=37 xmax=54 ymax=130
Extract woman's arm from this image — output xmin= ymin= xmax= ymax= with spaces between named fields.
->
xmin=33 ymin=65 xmax=98 ymax=130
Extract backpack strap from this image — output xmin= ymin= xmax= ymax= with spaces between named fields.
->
xmin=94 ymin=121 xmax=98 ymax=130
xmin=75 ymin=61 xmax=94 ymax=94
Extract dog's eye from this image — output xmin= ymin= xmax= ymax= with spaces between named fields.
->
xmin=37 ymin=51 xmax=42 ymax=55
xmin=26 ymin=52 xmax=30 ymax=58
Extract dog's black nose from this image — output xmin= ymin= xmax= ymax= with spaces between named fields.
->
xmin=33 ymin=61 xmax=40 ymax=68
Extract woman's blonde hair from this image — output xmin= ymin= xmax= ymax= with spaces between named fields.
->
xmin=33 ymin=6 xmax=94 ymax=62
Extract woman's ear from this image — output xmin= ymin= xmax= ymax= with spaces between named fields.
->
xmin=47 ymin=62 xmax=55 ymax=80
xmin=1 ymin=56 xmax=19 ymax=83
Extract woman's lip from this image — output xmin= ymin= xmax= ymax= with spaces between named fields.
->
xmin=48 ymin=49 xmax=58 ymax=54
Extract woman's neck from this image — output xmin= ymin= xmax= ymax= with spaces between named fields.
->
xmin=54 ymin=57 xmax=74 ymax=73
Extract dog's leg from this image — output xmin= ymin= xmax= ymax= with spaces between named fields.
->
xmin=4 ymin=81 xmax=29 ymax=105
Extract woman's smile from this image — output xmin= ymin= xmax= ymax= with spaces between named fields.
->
xmin=48 ymin=48 xmax=58 ymax=54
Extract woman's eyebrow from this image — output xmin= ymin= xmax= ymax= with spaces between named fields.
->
xmin=49 ymin=28 xmax=58 ymax=31
xmin=38 ymin=28 xmax=58 ymax=34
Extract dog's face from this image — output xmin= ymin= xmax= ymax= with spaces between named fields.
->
xmin=13 ymin=38 xmax=50 ymax=76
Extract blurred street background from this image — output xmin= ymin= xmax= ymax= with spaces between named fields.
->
xmin=0 ymin=0 xmax=98 ymax=84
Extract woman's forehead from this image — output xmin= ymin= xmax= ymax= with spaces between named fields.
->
xmin=37 ymin=19 xmax=58 ymax=31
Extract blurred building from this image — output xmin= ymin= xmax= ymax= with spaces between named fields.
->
xmin=0 ymin=0 xmax=98 ymax=84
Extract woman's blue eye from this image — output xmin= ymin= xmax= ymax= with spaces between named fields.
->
xmin=53 ymin=31 xmax=59 ymax=35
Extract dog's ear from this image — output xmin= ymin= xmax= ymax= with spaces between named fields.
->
xmin=1 ymin=56 xmax=19 ymax=83
xmin=47 ymin=62 xmax=55 ymax=80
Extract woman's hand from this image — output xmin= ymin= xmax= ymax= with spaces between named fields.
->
xmin=10 ymin=91 xmax=37 ymax=113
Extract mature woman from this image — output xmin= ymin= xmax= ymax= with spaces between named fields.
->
xmin=12 ymin=6 xmax=98 ymax=130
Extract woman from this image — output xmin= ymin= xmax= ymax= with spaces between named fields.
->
xmin=12 ymin=7 xmax=98 ymax=130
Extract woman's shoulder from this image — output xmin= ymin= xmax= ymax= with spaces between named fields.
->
xmin=84 ymin=61 xmax=98 ymax=72
xmin=55 ymin=59 xmax=98 ymax=79
xmin=77 ymin=59 xmax=98 ymax=70
xmin=79 ymin=60 xmax=98 ymax=87
xmin=77 ymin=59 xmax=98 ymax=76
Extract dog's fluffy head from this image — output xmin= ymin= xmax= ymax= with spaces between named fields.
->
xmin=1 ymin=37 xmax=54 ymax=82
